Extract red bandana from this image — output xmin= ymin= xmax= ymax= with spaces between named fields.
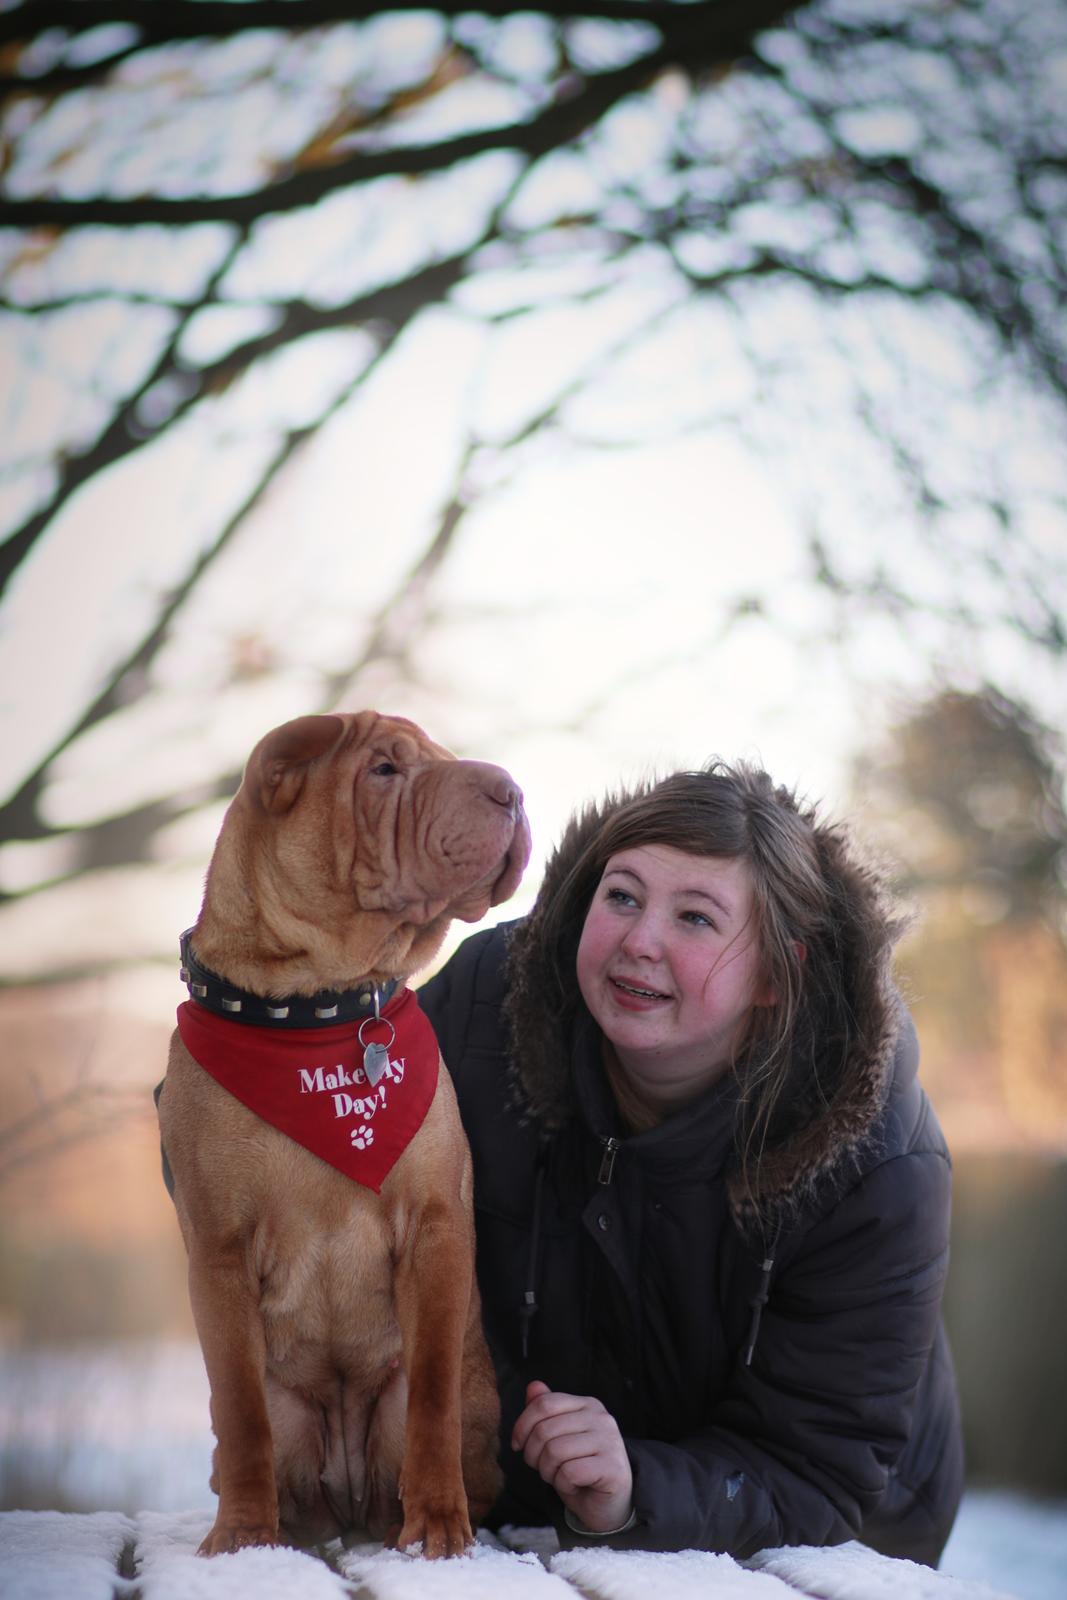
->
xmin=176 ymin=987 xmax=440 ymax=1193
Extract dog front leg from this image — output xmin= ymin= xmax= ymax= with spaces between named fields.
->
xmin=393 ymin=1201 xmax=474 ymax=1558
xmin=188 ymin=1247 xmax=279 ymax=1555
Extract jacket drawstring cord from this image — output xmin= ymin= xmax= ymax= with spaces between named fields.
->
xmin=742 ymin=1218 xmax=782 ymax=1368
xmin=520 ymin=1138 xmax=550 ymax=1361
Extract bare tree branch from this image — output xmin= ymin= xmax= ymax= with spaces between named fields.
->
xmin=2 ymin=0 xmax=1064 ymax=956
xmin=0 ymin=0 xmax=769 ymax=50
xmin=0 ymin=4 xmax=801 ymax=228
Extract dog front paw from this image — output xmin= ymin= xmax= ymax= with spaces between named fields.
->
xmin=397 ymin=1501 xmax=473 ymax=1560
xmin=198 ymin=1518 xmax=279 ymax=1556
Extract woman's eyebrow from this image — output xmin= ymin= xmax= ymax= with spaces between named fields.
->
xmin=604 ymin=866 xmax=733 ymax=920
xmin=682 ymin=887 xmax=733 ymax=918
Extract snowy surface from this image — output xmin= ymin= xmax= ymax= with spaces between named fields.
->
xmin=553 ymin=1546 xmax=797 ymax=1596
xmin=750 ymin=1540 xmax=1013 ymax=1600
xmin=0 ymin=1511 xmax=1044 ymax=1600
xmin=2 ymin=1342 xmax=1067 ymax=1599
xmin=0 ymin=1510 xmax=135 ymax=1600
xmin=0 ymin=1340 xmax=214 ymax=1514
xmin=134 ymin=1510 xmax=350 ymax=1600
xmin=339 ymin=1534 xmax=573 ymax=1596
xmin=940 ymin=1493 xmax=1067 ymax=1600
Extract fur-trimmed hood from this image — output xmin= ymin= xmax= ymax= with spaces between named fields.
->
xmin=502 ymin=784 xmax=909 ymax=1229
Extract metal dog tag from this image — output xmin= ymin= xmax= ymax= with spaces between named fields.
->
xmin=363 ymin=1041 xmax=390 ymax=1087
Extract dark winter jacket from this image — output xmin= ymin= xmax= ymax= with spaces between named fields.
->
xmin=420 ymin=855 xmax=963 ymax=1561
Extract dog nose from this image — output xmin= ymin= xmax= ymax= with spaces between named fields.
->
xmin=487 ymin=774 xmax=522 ymax=817
xmin=464 ymin=762 xmax=523 ymax=818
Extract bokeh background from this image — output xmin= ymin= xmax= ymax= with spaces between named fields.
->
xmin=1 ymin=0 xmax=1066 ymax=1588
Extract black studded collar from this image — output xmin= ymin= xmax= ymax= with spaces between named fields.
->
xmin=178 ymin=928 xmax=399 ymax=1029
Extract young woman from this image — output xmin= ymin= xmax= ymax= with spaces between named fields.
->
xmin=418 ymin=763 xmax=963 ymax=1563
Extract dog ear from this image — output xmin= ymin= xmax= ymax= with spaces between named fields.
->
xmin=251 ymin=715 xmax=345 ymax=814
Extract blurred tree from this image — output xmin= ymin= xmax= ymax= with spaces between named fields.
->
xmin=0 ymin=0 xmax=1065 ymax=955
xmin=856 ymin=686 xmax=1067 ymax=924
xmin=855 ymin=686 xmax=1067 ymax=1146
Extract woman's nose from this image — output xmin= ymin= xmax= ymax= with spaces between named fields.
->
xmin=620 ymin=912 xmax=663 ymax=962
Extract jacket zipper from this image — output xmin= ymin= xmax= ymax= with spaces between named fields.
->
xmin=597 ymin=1136 xmax=620 ymax=1184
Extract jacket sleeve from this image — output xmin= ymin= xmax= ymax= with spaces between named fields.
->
xmin=576 ymin=1144 xmax=953 ymax=1557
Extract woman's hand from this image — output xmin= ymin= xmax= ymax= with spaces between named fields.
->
xmin=512 ymin=1380 xmax=634 ymax=1533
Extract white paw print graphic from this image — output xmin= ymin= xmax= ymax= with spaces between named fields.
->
xmin=350 ymin=1123 xmax=374 ymax=1150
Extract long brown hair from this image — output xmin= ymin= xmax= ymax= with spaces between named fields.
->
xmin=505 ymin=763 xmax=907 ymax=1225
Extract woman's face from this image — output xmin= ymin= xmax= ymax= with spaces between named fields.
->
xmin=576 ymin=843 xmax=770 ymax=1109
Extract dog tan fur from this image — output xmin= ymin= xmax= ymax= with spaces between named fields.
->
xmin=157 ymin=711 xmax=530 ymax=1558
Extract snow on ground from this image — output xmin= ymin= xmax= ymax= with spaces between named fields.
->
xmin=0 ymin=1340 xmax=214 ymax=1514
xmin=0 ymin=1514 xmax=1028 ymax=1600
xmin=553 ymin=1546 xmax=797 ymax=1597
xmin=338 ymin=1534 xmax=573 ymax=1596
xmin=0 ymin=1509 xmax=135 ymax=1600
xmin=2 ymin=1342 xmax=1067 ymax=1599
xmin=751 ymin=1541 xmax=1012 ymax=1600
xmin=939 ymin=1493 xmax=1067 ymax=1600
xmin=0 ymin=1506 xmax=1063 ymax=1600
xmin=133 ymin=1509 xmax=350 ymax=1600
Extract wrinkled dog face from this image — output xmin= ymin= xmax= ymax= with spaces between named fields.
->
xmin=218 ymin=710 xmax=530 ymax=980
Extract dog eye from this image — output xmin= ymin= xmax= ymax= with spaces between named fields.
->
xmin=370 ymin=761 xmax=399 ymax=777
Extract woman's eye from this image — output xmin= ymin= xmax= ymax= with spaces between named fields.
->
xmin=681 ymin=910 xmax=714 ymax=928
xmin=605 ymin=887 xmax=637 ymax=907
xmin=370 ymin=761 xmax=399 ymax=777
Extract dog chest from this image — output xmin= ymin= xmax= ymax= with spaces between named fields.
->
xmin=255 ymin=1201 xmax=402 ymax=1375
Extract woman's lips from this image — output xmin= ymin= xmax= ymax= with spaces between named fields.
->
xmin=609 ymin=976 xmax=671 ymax=1009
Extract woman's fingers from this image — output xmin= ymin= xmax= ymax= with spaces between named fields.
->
xmin=521 ymin=1415 xmax=602 ymax=1477
xmin=512 ymin=1383 xmax=592 ymax=1452
xmin=511 ymin=1383 xmax=634 ymax=1531
xmin=536 ymin=1429 xmax=611 ymax=1492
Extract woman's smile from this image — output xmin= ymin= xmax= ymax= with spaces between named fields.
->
xmin=608 ymin=974 xmax=673 ymax=1006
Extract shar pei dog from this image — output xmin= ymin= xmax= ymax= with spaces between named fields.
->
xmin=157 ymin=711 xmax=530 ymax=1558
